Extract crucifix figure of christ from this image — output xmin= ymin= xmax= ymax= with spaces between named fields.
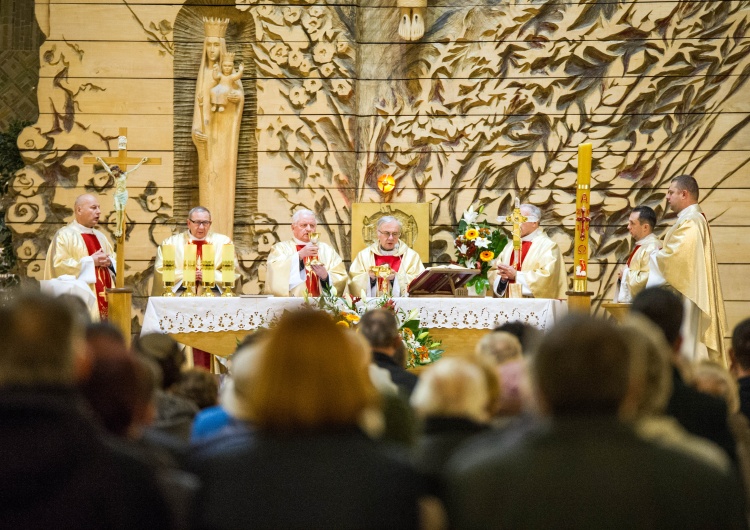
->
xmin=505 ymin=197 xmax=527 ymax=274
xmin=83 ymin=127 xmax=162 ymax=288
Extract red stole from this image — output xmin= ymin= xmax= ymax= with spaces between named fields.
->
xmin=296 ymin=244 xmax=320 ymax=296
xmin=374 ymin=254 xmax=401 ymax=293
xmin=626 ymin=245 xmax=640 ymax=267
xmin=190 ymin=239 xmax=212 ymax=369
xmin=192 ymin=239 xmax=207 ymax=259
xmin=508 ymin=241 xmax=532 ymax=284
xmin=80 ymin=233 xmax=112 ymax=319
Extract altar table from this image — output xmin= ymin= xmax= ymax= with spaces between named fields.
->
xmin=142 ymin=297 xmax=567 ymax=358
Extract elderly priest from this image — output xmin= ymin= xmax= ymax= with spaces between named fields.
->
xmin=349 ymin=216 xmax=425 ymax=297
xmin=489 ymin=203 xmax=567 ymax=299
xmin=44 ymin=194 xmax=116 ymax=320
xmin=265 ymin=209 xmax=347 ymax=296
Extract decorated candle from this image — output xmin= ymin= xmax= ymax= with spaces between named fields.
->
xmin=161 ymin=244 xmax=176 ymax=283
xmin=221 ymin=244 xmax=235 ymax=284
xmin=184 ymin=244 xmax=197 ymax=283
xmin=202 ymin=245 xmax=215 ymax=284
xmin=574 ymin=143 xmax=592 ymax=292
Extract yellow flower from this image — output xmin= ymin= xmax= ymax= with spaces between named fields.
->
xmin=480 ymin=250 xmax=494 ymax=262
xmin=345 ymin=313 xmax=360 ymax=323
xmin=465 ymin=228 xmax=479 ymax=240
xmin=336 ymin=320 xmax=350 ymax=327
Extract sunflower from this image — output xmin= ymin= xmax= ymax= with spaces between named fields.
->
xmin=345 ymin=313 xmax=360 ymax=323
xmin=480 ymin=250 xmax=494 ymax=262
xmin=465 ymin=228 xmax=479 ymax=240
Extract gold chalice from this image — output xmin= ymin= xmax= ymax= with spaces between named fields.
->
xmin=306 ymin=232 xmax=322 ymax=270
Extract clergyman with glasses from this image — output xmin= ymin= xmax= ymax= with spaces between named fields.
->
xmin=349 ymin=215 xmax=425 ymax=297
xmin=154 ymin=206 xmax=238 ymax=296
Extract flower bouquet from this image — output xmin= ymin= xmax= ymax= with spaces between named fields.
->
xmin=312 ymin=286 xmax=443 ymax=368
xmin=454 ymin=203 xmax=508 ymax=294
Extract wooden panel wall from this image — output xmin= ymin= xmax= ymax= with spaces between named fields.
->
xmin=3 ymin=0 xmax=749 ymax=338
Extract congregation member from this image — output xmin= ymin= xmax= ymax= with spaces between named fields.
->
xmin=475 ymin=330 xmax=526 ymax=417
xmin=154 ymin=206 xmax=237 ymax=295
xmin=616 ymin=205 xmax=660 ymax=302
xmin=195 ymin=309 xmax=433 ymax=529
xmin=359 ymin=308 xmax=418 ymax=397
xmin=411 ymin=358 xmax=491 ymax=487
xmin=44 ymin=193 xmax=116 ymax=320
xmin=349 ymin=215 xmax=425 ymax=297
xmin=730 ymin=318 xmax=750 ymax=420
xmin=631 ymin=287 xmax=736 ymax=460
xmin=647 ymin=175 xmax=727 ymax=363
xmin=489 ymin=203 xmax=567 ymax=299
xmin=445 ymin=314 xmax=747 ymax=529
xmin=265 ymin=209 xmax=347 ymax=296
xmin=0 ymin=293 xmax=170 ymax=528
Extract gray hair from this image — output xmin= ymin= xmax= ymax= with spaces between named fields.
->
xmin=520 ymin=204 xmax=542 ymax=223
xmin=292 ymin=209 xmax=316 ymax=224
xmin=475 ymin=331 xmax=523 ymax=365
xmin=188 ymin=206 xmax=211 ymax=220
xmin=377 ymin=216 xmax=402 ymax=231
xmin=411 ymin=358 xmax=489 ymax=422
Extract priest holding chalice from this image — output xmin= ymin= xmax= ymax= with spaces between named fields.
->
xmin=349 ymin=216 xmax=425 ymax=297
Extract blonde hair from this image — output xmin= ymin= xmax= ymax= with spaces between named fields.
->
xmin=475 ymin=331 xmax=523 ymax=366
xmin=250 ymin=310 xmax=377 ymax=433
xmin=693 ymin=360 xmax=740 ymax=414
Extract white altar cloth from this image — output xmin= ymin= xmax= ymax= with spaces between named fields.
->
xmin=142 ymin=296 xmax=566 ymax=336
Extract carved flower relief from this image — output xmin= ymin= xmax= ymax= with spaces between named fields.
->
xmin=11 ymin=166 xmax=45 ymax=197
xmin=256 ymin=4 xmax=275 ymax=17
xmin=333 ymin=79 xmax=352 ymax=98
xmin=7 ymin=196 xmax=44 ymax=226
xmin=319 ymin=63 xmax=335 ymax=77
xmin=303 ymin=78 xmax=322 ymax=94
xmin=288 ymin=50 xmax=304 ymax=69
xmin=301 ymin=15 xmax=321 ymax=33
xmin=336 ymin=41 xmax=349 ymax=54
xmin=308 ymin=6 xmax=325 ymax=18
xmin=312 ymin=42 xmax=335 ymax=64
xmin=269 ymin=43 xmax=290 ymax=65
xmin=298 ymin=58 xmax=312 ymax=75
xmin=289 ymin=86 xmax=310 ymax=107
xmin=259 ymin=116 xmax=284 ymax=152
xmin=283 ymin=7 xmax=302 ymax=24
xmin=16 ymin=239 xmax=41 ymax=261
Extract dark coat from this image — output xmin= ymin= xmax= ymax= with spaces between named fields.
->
xmin=445 ymin=416 xmax=747 ymax=530
xmin=195 ymin=427 xmax=428 ymax=529
xmin=0 ymin=386 xmax=171 ymax=529
xmin=373 ymin=351 xmax=418 ymax=397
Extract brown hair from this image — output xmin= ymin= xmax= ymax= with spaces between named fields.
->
xmin=250 ymin=309 xmax=377 ymax=433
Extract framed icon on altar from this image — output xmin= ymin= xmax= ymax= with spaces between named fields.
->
xmin=351 ymin=203 xmax=430 ymax=262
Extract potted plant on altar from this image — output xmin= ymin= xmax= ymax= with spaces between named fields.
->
xmin=454 ymin=203 xmax=508 ymax=296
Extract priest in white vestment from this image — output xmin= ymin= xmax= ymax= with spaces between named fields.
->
xmin=265 ymin=209 xmax=348 ymax=296
xmin=349 ymin=216 xmax=425 ymax=297
xmin=647 ymin=175 xmax=727 ymax=365
xmin=616 ymin=205 xmax=661 ymax=303
xmin=489 ymin=204 xmax=567 ymax=299
xmin=44 ymin=194 xmax=115 ymax=320
xmin=154 ymin=206 xmax=238 ymax=294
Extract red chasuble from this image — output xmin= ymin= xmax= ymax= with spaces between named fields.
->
xmin=508 ymin=241 xmax=532 ymax=284
xmin=191 ymin=239 xmax=212 ymax=370
xmin=80 ymin=233 xmax=113 ymax=319
xmin=296 ymin=245 xmax=320 ymax=296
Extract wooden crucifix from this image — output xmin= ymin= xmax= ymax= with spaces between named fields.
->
xmin=83 ymin=127 xmax=162 ymax=288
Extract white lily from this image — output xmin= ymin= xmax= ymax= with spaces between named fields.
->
xmin=463 ymin=204 xmax=479 ymax=224
xmin=474 ymin=236 xmax=490 ymax=249
xmin=457 ymin=244 xmax=468 ymax=254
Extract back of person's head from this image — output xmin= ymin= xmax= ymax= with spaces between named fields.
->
xmin=85 ymin=322 xmax=126 ymax=356
xmin=631 ymin=287 xmax=684 ymax=348
xmin=619 ymin=313 xmax=673 ymax=418
xmin=731 ymin=318 xmax=750 ymax=371
xmin=0 ymin=292 xmax=82 ymax=387
xmin=411 ymin=358 xmax=490 ymax=423
xmin=250 ymin=309 xmax=377 ymax=433
xmin=492 ymin=321 xmax=542 ymax=355
xmin=131 ymin=332 xmax=184 ymax=389
xmin=359 ymin=308 xmax=400 ymax=351
xmin=475 ymin=331 xmax=523 ymax=365
xmin=222 ymin=341 xmax=266 ymax=421
xmin=533 ymin=314 xmax=630 ymax=416
xmin=693 ymin=360 xmax=740 ymax=414
xmin=171 ymin=368 xmax=219 ymax=410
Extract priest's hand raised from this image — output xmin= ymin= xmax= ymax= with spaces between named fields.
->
xmin=310 ymin=264 xmax=329 ymax=280
xmin=298 ymin=243 xmax=319 ymax=259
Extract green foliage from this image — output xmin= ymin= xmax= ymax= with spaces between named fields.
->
xmin=0 ymin=120 xmax=31 ymax=274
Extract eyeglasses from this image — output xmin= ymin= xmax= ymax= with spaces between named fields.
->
xmin=378 ymin=230 xmax=400 ymax=238
xmin=189 ymin=219 xmax=212 ymax=227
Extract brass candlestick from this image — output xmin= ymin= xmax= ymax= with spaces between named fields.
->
xmin=162 ymin=258 xmax=176 ymax=297
xmin=183 ymin=281 xmax=196 ymax=297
